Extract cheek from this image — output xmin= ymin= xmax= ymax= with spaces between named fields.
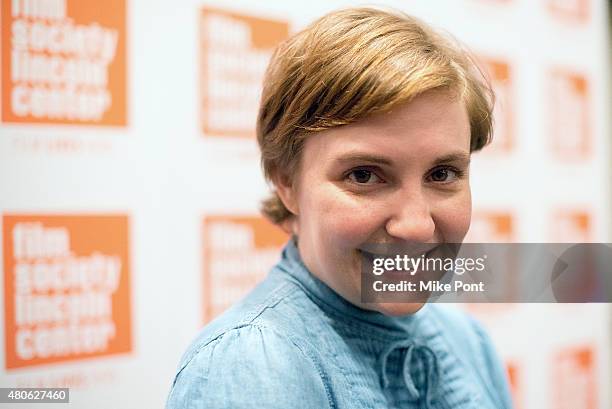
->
xmin=301 ymin=186 xmax=383 ymax=246
xmin=434 ymin=190 xmax=472 ymax=241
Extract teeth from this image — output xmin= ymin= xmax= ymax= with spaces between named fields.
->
xmin=359 ymin=243 xmax=441 ymax=257
xmin=360 ymin=250 xmax=432 ymax=259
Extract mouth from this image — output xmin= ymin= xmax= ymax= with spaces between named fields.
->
xmin=358 ymin=243 xmax=441 ymax=259
xmin=359 ymin=249 xmax=381 ymax=267
xmin=359 ymin=241 xmax=441 ymax=256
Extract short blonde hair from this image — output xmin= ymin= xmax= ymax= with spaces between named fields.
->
xmin=257 ymin=7 xmax=494 ymax=225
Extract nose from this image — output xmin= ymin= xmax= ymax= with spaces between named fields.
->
xmin=385 ymin=188 xmax=435 ymax=243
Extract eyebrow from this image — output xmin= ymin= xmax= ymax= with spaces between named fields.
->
xmin=332 ymin=153 xmax=394 ymax=167
xmin=432 ymin=152 xmax=471 ymax=166
xmin=332 ymin=151 xmax=471 ymax=167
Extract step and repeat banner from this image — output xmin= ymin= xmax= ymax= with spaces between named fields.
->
xmin=1 ymin=0 xmax=610 ymax=408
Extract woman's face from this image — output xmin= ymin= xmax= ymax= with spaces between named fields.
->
xmin=277 ymin=90 xmax=472 ymax=316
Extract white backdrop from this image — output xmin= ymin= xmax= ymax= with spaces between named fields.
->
xmin=1 ymin=0 xmax=610 ymax=408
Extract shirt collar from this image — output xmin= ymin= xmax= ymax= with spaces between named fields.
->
xmin=272 ymin=236 xmax=428 ymax=334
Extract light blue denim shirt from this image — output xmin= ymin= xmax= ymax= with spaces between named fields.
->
xmin=166 ymin=238 xmax=513 ymax=408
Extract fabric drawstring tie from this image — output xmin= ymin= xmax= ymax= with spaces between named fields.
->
xmin=379 ymin=339 xmax=441 ymax=407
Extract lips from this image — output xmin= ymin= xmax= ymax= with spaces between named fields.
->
xmin=360 ymin=241 xmax=440 ymax=255
xmin=358 ymin=243 xmax=441 ymax=260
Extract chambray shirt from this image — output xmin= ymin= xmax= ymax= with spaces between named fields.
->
xmin=166 ymin=239 xmax=513 ymax=408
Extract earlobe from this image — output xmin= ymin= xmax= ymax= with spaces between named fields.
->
xmin=273 ymin=174 xmax=299 ymax=216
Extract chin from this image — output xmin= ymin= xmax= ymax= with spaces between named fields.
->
xmin=367 ymin=302 xmax=427 ymax=317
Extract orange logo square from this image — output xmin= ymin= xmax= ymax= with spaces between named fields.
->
xmin=548 ymin=0 xmax=590 ymax=22
xmin=1 ymin=0 xmax=127 ymax=126
xmin=550 ymin=209 xmax=591 ymax=242
xmin=465 ymin=211 xmax=518 ymax=300
xmin=199 ymin=7 xmax=288 ymax=137
xmin=202 ymin=215 xmax=287 ymax=323
xmin=477 ymin=57 xmax=513 ymax=154
xmin=466 ymin=211 xmax=514 ymax=242
xmin=3 ymin=214 xmax=132 ymax=369
xmin=553 ymin=345 xmax=597 ymax=409
xmin=548 ymin=70 xmax=590 ymax=159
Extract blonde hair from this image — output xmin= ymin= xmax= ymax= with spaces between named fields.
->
xmin=257 ymin=7 xmax=494 ymax=225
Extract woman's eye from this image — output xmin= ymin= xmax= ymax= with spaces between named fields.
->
xmin=347 ymin=169 xmax=381 ymax=184
xmin=428 ymin=167 xmax=460 ymax=183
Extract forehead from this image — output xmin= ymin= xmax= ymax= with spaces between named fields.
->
xmin=302 ymin=91 xmax=471 ymax=163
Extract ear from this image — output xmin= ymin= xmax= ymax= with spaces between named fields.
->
xmin=272 ymin=172 xmax=299 ymax=216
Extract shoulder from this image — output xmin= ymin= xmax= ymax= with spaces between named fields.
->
xmin=426 ymin=304 xmax=513 ymax=408
xmin=166 ymin=276 xmax=334 ymax=409
xmin=175 ymin=270 xmax=325 ymax=372
xmin=166 ymin=323 xmax=334 ymax=409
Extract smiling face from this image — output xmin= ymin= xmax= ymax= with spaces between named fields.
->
xmin=276 ymin=90 xmax=472 ymax=316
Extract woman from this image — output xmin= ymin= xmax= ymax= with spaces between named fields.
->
xmin=167 ymin=7 xmax=512 ymax=409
